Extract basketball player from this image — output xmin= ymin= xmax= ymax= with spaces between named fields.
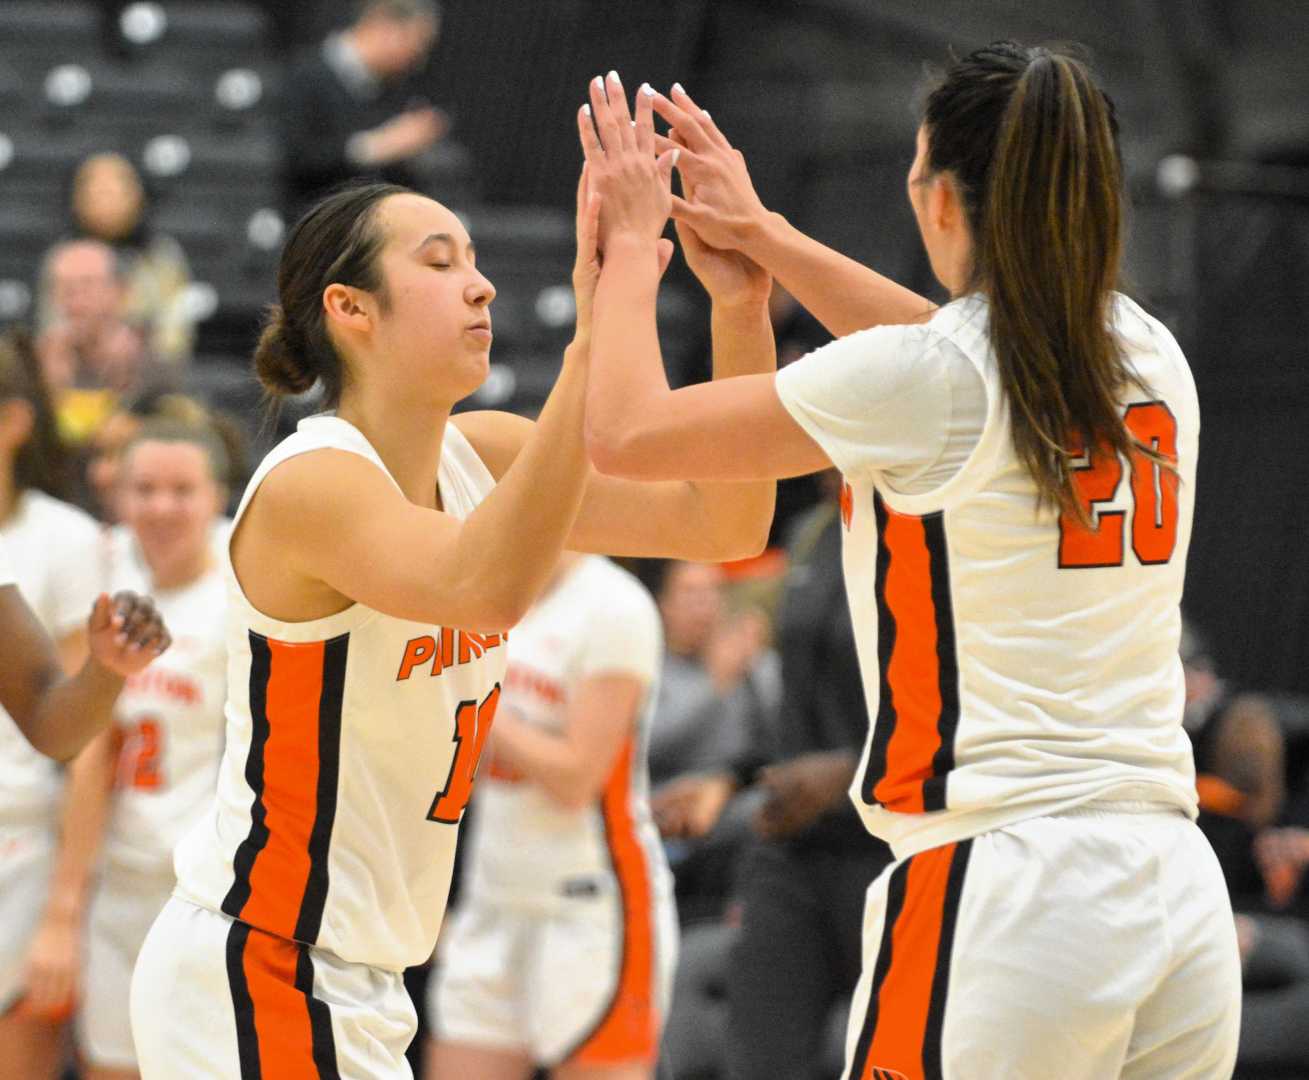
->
xmin=579 ymin=52 xmax=1238 ymax=1079
xmin=0 ymin=332 xmax=170 ymax=1080
xmin=72 ymin=419 xmax=229 ymax=1080
xmin=130 ymin=163 xmax=773 ymax=1077
xmin=425 ymin=552 xmax=674 ymax=1080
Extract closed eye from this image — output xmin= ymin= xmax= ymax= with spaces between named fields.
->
xmin=429 ymin=262 xmax=451 ymax=270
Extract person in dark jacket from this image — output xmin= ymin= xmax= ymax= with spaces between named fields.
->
xmin=281 ymin=0 xmax=468 ymax=214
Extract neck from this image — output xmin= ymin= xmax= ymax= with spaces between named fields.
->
xmin=151 ymin=546 xmax=214 ymax=592
xmin=336 ymin=384 xmax=448 ymax=511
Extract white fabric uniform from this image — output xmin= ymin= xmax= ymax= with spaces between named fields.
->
xmin=79 ymin=541 xmax=226 ymax=1068
xmin=431 ymin=556 xmax=678 ymax=1067
xmin=774 ymin=294 xmax=1239 ymax=1079
xmin=0 ymin=491 xmax=104 ymax=1011
xmin=131 ymin=415 xmax=502 ymax=1079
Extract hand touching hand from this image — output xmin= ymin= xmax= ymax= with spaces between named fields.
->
xmin=669 ymin=129 xmax=771 ymax=308
xmin=571 ymin=162 xmax=675 ymax=342
xmin=652 ymin=85 xmax=771 ymax=254
xmin=577 ymin=71 xmax=678 ymax=249
xmin=652 ymin=772 xmax=737 ymax=839
xmin=87 ymin=591 xmax=171 ymax=679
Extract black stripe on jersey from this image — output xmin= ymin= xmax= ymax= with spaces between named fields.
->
xmin=295 ymin=945 xmax=342 ymax=1080
xmin=922 ymin=839 xmax=972 ymax=1080
xmin=226 ymin=920 xmax=261 ymax=1080
xmin=223 ymin=632 xmax=273 ymax=919
xmin=845 ymin=859 xmax=910 ymax=1080
xmin=294 ymin=633 xmax=349 ymax=945
xmin=921 ymin=512 xmax=959 ymax=813
xmin=861 ymin=492 xmax=897 ymax=805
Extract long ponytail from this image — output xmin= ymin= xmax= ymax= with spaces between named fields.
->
xmin=925 ymin=43 xmax=1160 ymax=520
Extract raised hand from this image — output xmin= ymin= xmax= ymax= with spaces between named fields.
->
xmin=669 ymin=130 xmax=772 ymax=308
xmin=571 ymin=162 xmax=673 ymax=342
xmin=577 ymin=71 xmax=678 ymax=249
xmin=652 ymin=85 xmax=771 ymax=254
xmin=87 ymin=591 xmax=171 ymax=678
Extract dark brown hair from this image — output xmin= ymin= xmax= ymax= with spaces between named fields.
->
xmin=254 ymin=182 xmax=411 ymax=407
xmin=924 ymin=42 xmax=1158 ymax=520
xmin=0 ymin=329 xmax=72 ymax=499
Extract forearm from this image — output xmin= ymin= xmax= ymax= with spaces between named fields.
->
xmin=44 ymin=732 xmax=117 ymax=923
xmin=744 ymin=212 xmax=936 ymax=336
xmin=492 ymin=715 xmax=594 ymax=810
xmin=453 ymin=346 xmax=591 ymax=629
xmin=689 ymin=298 xmax=778 ymax=552
xmin=30 ymin=659 xmax=124 ymax=763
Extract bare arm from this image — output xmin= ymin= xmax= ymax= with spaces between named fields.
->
xmin=0 ymin=589 xmax=170 ymax=762
xmin=653 ymin=86 xmax=936 ymax=337
xmin=489 ymin=674 xmax=643 ymax=812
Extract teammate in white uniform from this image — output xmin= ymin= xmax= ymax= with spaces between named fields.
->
xmin=580 ymin=50 xmax=1238 ymax=1079
xmin=130 ymin=168 xmax=772 ymax=1078
xmin=0 ymin=332 xmax=171 ymax=1080
xmin=426 ymin=553 xmax=676 ymax=1079
xmin=72 ymin=420 xmax=229 ymax=1080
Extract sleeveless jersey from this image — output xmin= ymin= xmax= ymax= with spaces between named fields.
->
xmin=0 ymin=491 xmax=104 ymax=829
xmin=173 ymin=414 xmax=503 ymax=970
xmin=102 ymin=535 xmax=227 ymax=877
xmin=775 ymin=293 xmax=1200 ymax=859
xmin=463 ymin=556 xmax=670 ymax=912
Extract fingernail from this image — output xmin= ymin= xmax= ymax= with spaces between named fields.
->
xmin=672 ymin=82 xmax=685 ymax=96
xmin=592 ymin=76 xmax=603 ymax=92
xmin=583 ymin=104 xmax=591 ymax=116
xmin=641 ymin=82 xmax=655 ymax=97
xmin=703 ymin=109 xmax=711 ymax=119
xmin=630 ymin=120 xmax=636 ymax=127
xmin=608 ymin=70 xmax=622 ymax=86
xmin=672 ymin=148 xmax=681 ymax=166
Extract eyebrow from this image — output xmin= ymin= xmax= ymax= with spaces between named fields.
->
xmin=414 ymin=233 xmax=475 ymax=258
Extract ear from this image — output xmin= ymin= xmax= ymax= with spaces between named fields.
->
xmin=322 ymin=284 xmax=374 ymax=336
xmin=0 ymin=398 xmax=35 ymax=451
xmin=931 ymin=173 xmax=962 ymax=234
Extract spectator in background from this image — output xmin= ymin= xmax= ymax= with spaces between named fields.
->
xmin=657 ymin=477 xmax=892 ymax=1080
xmin=36 ymin=241 xmax=170 ymax=445
xmin=51 ymin=153 xmax=194 ymax=366
xmin=281 ymin=0 xmax=469 ymax=214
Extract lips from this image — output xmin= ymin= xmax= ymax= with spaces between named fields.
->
xmin=465 ymin=320 xmax=492 ymax=343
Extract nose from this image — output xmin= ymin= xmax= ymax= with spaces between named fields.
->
xmin=466 ymin=270 xmax=495 ymax=307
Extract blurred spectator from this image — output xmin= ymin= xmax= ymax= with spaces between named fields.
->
xmin=41 ymin=153 xmax=195 ymax=365
xmin=647 ymin=560 xmax=778 ymax=789
xmin=281 ymin=0 xmax=469 ymax=214
xmin=657 ymin=479 xmax=892 ymax=1080
xmin=83 ymin=393 xmax=248 ymax=524
xmin=36 ymin=240 xmax=175 ymax=445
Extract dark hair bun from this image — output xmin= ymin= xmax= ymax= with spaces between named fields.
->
xmin=253 ymin=305 xmax=316 ymax=396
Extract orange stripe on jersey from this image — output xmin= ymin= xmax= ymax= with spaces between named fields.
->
xmin=226 ymin=920 xmax=340 ymax=1078
xmin=224 ymin=632 xmax=348 ymax=945
xmin=862 ymin=496 xmax=959 ymax=814
xmin=568 ymin=735 xmax=659 ymax=1066
xmin=846 ymin=840 xmax=972 ymax=1080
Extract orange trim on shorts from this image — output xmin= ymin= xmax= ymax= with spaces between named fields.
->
xmin=240 ymin=638 xmax=327 ymax=939
xmin=244 ymin=928 xmax=322 ymax=1076
xmin=569 ymin=736 xmax=659 ymax=1066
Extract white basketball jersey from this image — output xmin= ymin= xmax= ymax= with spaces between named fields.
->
xmin=173 ymin=415 xmax=504 ymax=970
xmin=103 ymin=536 xmax=227 ymax=877
xmin=462 ymin=556 xmax=670 ymax=912
xmin=777 ymin=294 xmax=1200 ymax=859
xmin=0 ymin=491 xmax=105 ymax=829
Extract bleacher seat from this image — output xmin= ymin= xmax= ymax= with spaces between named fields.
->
xmin=0 ymin=2 xmax=100 ymax=74
xmin=116 ymin=2 xmax=270 ymax=71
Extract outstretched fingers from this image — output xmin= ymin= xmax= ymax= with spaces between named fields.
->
xmin=577 ymin=103 xmax=604 ymax=165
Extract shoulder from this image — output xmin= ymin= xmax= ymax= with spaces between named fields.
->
xmin=450 ymin=410 xmax=532 ymax=481
xmin=26 ymin=491 xmax=101 ymax=545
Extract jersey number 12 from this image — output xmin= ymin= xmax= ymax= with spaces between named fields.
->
xmin=1058 ymin=401 xmax=1179 ymax=569
xmin=427 ymin=685 xmax=501 ymax=824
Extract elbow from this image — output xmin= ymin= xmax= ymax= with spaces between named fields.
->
xmin=585 ymin=417 xmax=655 ymax=480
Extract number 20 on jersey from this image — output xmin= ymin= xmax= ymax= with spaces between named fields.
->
xmin=1058 ymin=402 xmax=1179 ymax=568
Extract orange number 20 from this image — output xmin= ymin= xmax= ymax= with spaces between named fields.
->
xmin=427 ymin=685 xmax=501 ymax=824
xmin=1058 ymin=402 xmax=1179 ymax=569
